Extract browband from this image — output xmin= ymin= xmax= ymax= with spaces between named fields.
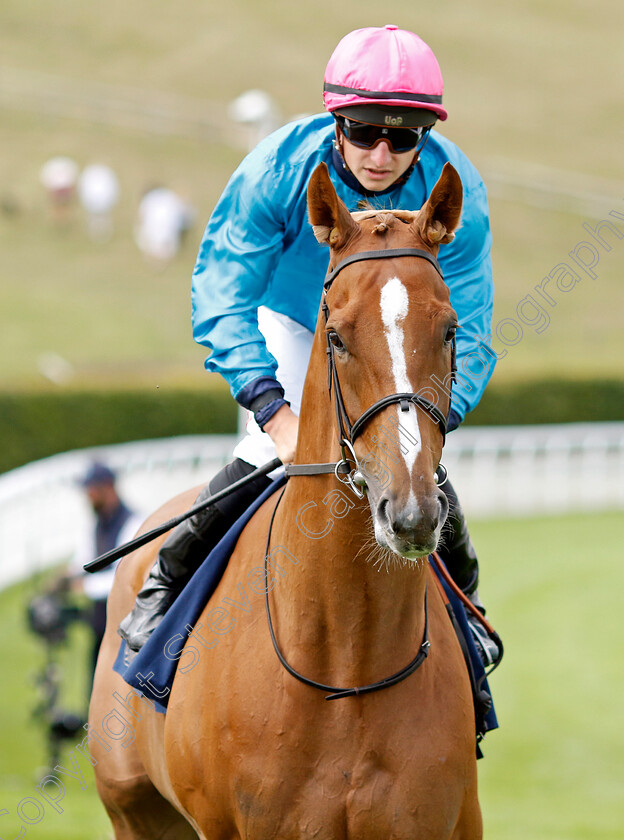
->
xmin=324 ymin=248 xmax=443 ymax=291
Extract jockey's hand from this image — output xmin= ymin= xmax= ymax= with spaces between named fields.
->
xmin=263 ymin=404 xmax=299 ymax=465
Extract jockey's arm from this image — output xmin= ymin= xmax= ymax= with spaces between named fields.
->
xmin=262 ymin=403 xmax=299 ymax=465
xmin=439 ymin=158 xmax=497 ymax=425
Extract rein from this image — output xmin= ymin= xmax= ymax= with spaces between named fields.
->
xmin=263 ymin=486 xmax=430 ymax=701
xmin=84 ymin=458 xmax=284 ymax=572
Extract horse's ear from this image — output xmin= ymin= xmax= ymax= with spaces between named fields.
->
xmin=413 ymin=162 xmax=463 ymax=246
xmin=307 ymin=163 xmax=359 ymax=248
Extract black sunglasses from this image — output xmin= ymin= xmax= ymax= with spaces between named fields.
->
xmin=335 ymin=115 xmax=430 ymax=154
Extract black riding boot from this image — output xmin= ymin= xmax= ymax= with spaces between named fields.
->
xmin=437 ymin=477 xmax=500 ymax=666
xmin=118 ymin=458 xmax=271 ymax=652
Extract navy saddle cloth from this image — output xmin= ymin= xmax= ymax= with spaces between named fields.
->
xmin=114 ymin=477 xmax=498 ymax=746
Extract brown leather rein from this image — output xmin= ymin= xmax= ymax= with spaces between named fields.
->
xmin=263 ymin=484 xmax=430 ymax=701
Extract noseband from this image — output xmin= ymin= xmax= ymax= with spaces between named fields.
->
xmin=285 ymin=247 xmax=457 ymax=495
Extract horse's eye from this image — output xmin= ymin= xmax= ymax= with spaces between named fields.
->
xmin=444 ymin=324 xmax=458 ymax=345
xmin=328 ymin=331 xmax=346 ymax=353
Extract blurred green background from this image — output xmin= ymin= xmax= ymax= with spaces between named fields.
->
xmin=1 ymin=0 xmax=623 ymax=392
xmin=1 ymin=1 xmax=623 ymax=838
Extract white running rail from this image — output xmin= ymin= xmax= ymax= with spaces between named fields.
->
xmin=1 ymin=424 xmax=623 ymax=589
xmin=0 ymin=435 xmax=237 ymax=590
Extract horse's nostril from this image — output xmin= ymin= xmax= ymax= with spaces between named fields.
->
xmin=378 ymin=497 xmax=391 ymax=528
xmin=424 ymin=505 xmax=439 ymax=535
xmin=437 ymin=489 xmax=449 ymax=524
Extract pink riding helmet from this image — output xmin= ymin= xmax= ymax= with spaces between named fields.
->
xmin=323 ymin=25 xmax=447 ymax=124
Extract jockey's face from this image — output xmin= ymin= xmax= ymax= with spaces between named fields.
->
xmin=340 ymin=133 xmax=417 ymax=192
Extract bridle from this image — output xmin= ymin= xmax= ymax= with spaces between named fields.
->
xmin=285 ymin=247 xmax=456 ymax=497
xmin=84 ymin=248 xmax=456 ymax=576
xmin=269 ymin=246 xmax=457 ymax=700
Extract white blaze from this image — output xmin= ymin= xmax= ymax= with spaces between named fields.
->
xmin=379 ymin=277 xmax=422 ymax=473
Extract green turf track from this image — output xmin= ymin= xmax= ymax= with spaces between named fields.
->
xmin=1 ymin=511 xmax=623 ymax=838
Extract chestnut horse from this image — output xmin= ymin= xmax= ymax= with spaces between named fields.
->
xmin=90 ymin=162 xmax=482 ymax=838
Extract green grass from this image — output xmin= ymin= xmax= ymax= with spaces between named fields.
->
xmin=0 ymin=570 xmax=111 ymax=839
xmin=1 ymin=511 xmax=623 ymax=838
xmin=1 ymin=0 xmax=623 ymax=390
xmin=476 ymin=512 xmax=624 ymax=839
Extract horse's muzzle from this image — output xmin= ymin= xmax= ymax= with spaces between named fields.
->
xmin=374 ymin=488 xmax=448 ymax=558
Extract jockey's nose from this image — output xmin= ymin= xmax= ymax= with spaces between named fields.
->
xmin=369 ymin=140 xmax=394 ymax=165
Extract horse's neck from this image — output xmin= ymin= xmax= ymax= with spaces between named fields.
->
xmin=269 ymin=330 xmax=428 ymax=684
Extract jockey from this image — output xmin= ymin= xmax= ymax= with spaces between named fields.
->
xmin=119 ymin=25 xmax=500 ymax=665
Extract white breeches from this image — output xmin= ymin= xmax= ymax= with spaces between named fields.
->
xmin=232 ymin=307 xmax=314 ymax=470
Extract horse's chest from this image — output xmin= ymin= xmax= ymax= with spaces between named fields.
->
xmin=227 ymin=716 xmax=467 ymax=839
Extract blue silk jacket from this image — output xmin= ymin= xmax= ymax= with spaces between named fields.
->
xmin=192 ymin=112 xmax=496 ymax=424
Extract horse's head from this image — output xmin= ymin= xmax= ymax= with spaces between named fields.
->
xmin=307 ymin=162 xmax=463 ymax=559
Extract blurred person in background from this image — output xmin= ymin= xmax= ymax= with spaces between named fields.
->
xmin=134 ymin=185 xmax=195 ymax=267
xmin=120 ymin=25 xmax=500 ymax=666
xmin=228 ymin=88 xmax=282 ymax=150
xmin=39 ymin=155 xmax=78 ymax=224
xmin=77 ymin=163 xmax=120 ymax=242
xmin=71 ymin=461 xmax=142 ymax=686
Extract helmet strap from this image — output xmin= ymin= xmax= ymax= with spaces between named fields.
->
xmin=390 ymin=128 xmax=432 ymax=187
xmin=333 ymin=126 xmax=349 ymax=171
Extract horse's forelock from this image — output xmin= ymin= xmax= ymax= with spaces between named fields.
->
xmin=351 ymin=209 xmax=418 ymax=229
